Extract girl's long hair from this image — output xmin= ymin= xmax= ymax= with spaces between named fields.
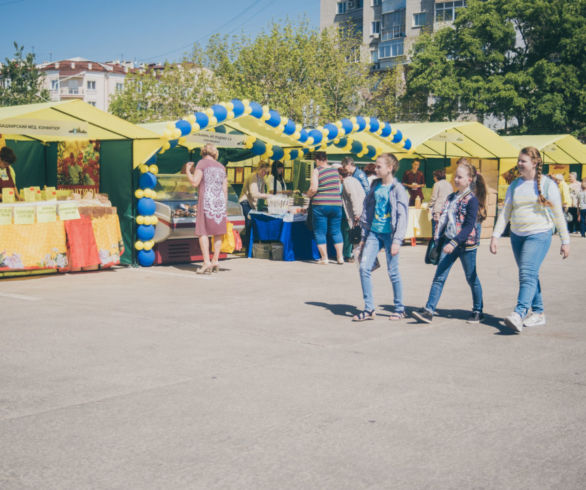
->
xmin=456 ymin=158 xmax=487 ymax=222
xmin=520 ymin=146 xmax=552 ymax=207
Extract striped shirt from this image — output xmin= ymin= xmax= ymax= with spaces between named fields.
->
xmin=492 ymin=177 xmax=570 ymax=244
xmin=313 ymin=166 xmax=342 ymax=206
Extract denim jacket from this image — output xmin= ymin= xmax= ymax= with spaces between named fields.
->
xmin=359 ymin=177 xmax=409 ymax=244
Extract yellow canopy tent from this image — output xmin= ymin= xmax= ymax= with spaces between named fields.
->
xmin=503 ymin=134 xmax=586 ymax=165
xmin=0 ymin=100 xmax=162 ymax=264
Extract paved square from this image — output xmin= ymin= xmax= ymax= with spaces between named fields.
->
xmin=1 ymin=237 xmax=585 ymax=489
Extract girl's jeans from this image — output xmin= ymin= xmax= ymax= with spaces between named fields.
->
xmin=425 ymin=246 xmax=483 ymax=313
xmin=510 ymin=230 xmax=552 ymax=317
xmin=359 ymin=231 xmax=403 ymax=313
xmin=312 ymin=205 xmax=343 ymax=245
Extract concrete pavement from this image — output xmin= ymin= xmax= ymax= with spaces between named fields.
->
xmin=1 ymin=236 xmax=585 ymax=489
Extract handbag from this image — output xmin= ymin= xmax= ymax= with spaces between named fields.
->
xmin=348 ymin=224 xmax=362 ymax=245
xmin=425 ymin=236 xmax=445 ymax=265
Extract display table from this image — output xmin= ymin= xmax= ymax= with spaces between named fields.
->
xmin=248 ymin=211 xmax=319 ymax=261
xmin=0 ymin=200 xmax=124 ymax=277
xmin=405 ymin=207 xmax=432 ymax=243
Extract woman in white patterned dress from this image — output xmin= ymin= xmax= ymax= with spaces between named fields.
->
xmin=185 ymin=143 xmax=227 ymax=274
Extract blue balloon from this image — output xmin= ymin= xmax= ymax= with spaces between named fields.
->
xmin=351 ymin=140 xmax=363 ymax=154
xmin=324 ymin=123 xmax=338 ymax=140
xmin=340 ymin=118 xmax=353 ymax=135
xmin=212 ymin=104 xmax=228 ymax=122
xmin=169 ymin=139 xmax=179 ymax=149
xmin=231 ymin=99 xmax=245 ymax=117
xmin=137 ymin=197 xmax=156 ymax=216
xmin=175 ymin=119 xmax=191 ymax=136
xmin=139 ymin=172 xmax=157 ymax=190
xmin=290 ymin=150 xmax=299 ymax=160
xmin=137 ymin=249 xmax=156 ymax=267
xmin=380 ymin=123 xmax=392 ymax=138
xmin=366 ymin=145 xmax=377 ymax=159
xmin=392 ymin=130 xmax=403 ymax=143
xmin=195 ymin=112 xmax=209 ymax=128
xmin=283 ymin=119 xmax=297 ymax=135
xmin=215 ymin=125 xmax=227 ymax=133
xmin=369 ymin=117 xmax=380 ymax=133
xmin=298 ymin=129 xmax=309 ymax=144
xmin=251 ymin=140 xmax=266 ymax=155
xmin=272 ymin=146 xmax=284 ymax=161
xmin=356 ymin=116 xmax=367 ymax=132
xmin=335 ymin=137 xmax=348 ymax=148
xmin=302 ymin=148 xmax=309 ymax=155
xmin=249 ymin=102 xmax=263 ymax=118
xmin=309 ymin=129 xmax=323 ymax=145
xmin=403 ymin=138 xmax=412 ymax=150
xmin=266 ymin=110 xmax=281 ymax=127
xmin=137 ymin=224 xmax=155 ymax=241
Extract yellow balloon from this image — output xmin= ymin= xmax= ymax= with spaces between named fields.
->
xmin=225 ymin=102 xmax=234 ymax=111
xmin=139 ymin=164 xmax=149 ymax=174
xmin=353 ymin=123 xmax=360 ymax=132
xmin=143 ymin=240 xmax=154 ymax=251
xmin=186 ymin=114 xmax=196 ymax=124
xmin=191 ymin=122 xmax=200 ymax=133
xmin=205 ymin=108 xmax=214 ymax=117
xmin=227 ymin=111 xmax=235 ymax=119
xmin=149 ymin=165 xmax=159 ymax=174
xmin=244 ymin=105 xmax=253 ymax=115
xmin=162 ymin=141 xmax=171 ymax=151
xmin=135 ymin=189 xmax=144 ymax=199
xmin=136 ymin=215 xmax=145 ymax=225
xmin=135 ymin=241 xmax=144 ymax=251
xmin=150 ymin=216 xmax=159 ymax=225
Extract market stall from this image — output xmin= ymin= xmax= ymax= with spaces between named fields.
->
xmin=0 ymin=100 xmax=162 ymax=276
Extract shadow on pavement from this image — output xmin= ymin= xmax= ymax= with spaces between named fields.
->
xmin=305 ymin=301 xmax=359 ymax=318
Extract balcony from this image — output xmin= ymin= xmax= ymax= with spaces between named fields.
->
xmin=382 ymin=0 xmax=405 ymax=14
xmin=50 ymin=87 xmax=86 ymax=98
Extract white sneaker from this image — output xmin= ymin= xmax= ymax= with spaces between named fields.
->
xmin=504 ymin=312 xmax=524 ymax=333
xmin=523 ymin=312 xmax=546 ymax=327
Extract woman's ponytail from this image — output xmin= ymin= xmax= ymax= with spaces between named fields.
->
xmin=521 ymin=146 xmax=552 ymax=208
xmin=456 ymin=158 xmax=487 ymax=222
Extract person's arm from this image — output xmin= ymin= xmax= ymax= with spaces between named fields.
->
xmin=429 ymin=182 xmax=439 ymax=211
xmin=306 ymin=168 xmax=319 ymax=198
xmin=490 ymin=185 xmax=514 ymax=254
xmin=391 ymin=185 xmax=410 ymax=249
xmin=185 ymin=162 xmax=203 ymax=188
xmin=249 ymin=180 xmax=268 ymax=201
xmin=547 ymin=181 xmax=570 ymax=256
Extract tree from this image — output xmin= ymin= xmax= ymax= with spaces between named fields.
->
xmin=403 ymin=0 xmax=586 ymax=138
xmin=0 ymin=43 xmax=49 ymax=106
xmin=109 ymin=61 xmax=222 ymax=123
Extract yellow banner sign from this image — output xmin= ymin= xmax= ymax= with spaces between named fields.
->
xmin=0 ymin=118 xmax=89 ymax=138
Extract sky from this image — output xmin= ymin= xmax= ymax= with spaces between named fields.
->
xmin=0 ymin=0 xmax=319 ymax=64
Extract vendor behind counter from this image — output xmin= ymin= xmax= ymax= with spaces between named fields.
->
xmin=0 ymin=146 xmax=19 ymax=201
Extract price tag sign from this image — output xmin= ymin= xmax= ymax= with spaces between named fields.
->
xmin=0 ymin=206 xmax=13 ymax=225
xmin=14 ymin=206 xmax=35 ymax=224
xmin=1 ymin=188 xmax=16 ymax=203
xmin=37 ymin=204 xmax=57 ymax=223
xmin=58 ymin=202 xmax=80 ymax=221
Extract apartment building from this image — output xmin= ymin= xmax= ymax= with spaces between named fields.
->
xmin=320 ymin=0 xmax=466 ymax=69
xmin=38 ymin=58 xmax=130 ymax=112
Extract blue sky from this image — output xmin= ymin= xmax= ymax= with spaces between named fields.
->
xmin=0 ymin=0 xmax=319 ymax=64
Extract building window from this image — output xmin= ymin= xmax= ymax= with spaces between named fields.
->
xmin=371 ymin=21 xmax=381 ymax=34
xmin=379 ymin=39 xmax=404 ymax=58
xmin=370 ymin=50 xmax=379 ymax=62
xmin=413 ymin=12 xmax=427 ymax=27
xmin=382 ymin=9 xmax=405 ymax=39
xmin=116 ymin=83 xmax=124 ymax=92
xmin=88 ymin=101 xmax=96 ymax=106
xmin=435 ymin=1 xmax=466 ymax=22
xmin=371 ymin=0 xmax=381 ymax=6
xmin=87 ymin=80 xmax=96 ymax=90
xmin=51 ymin=80 xmax=58 ymax=91
xmin=337 ymin=2 xmax=347 ymax=14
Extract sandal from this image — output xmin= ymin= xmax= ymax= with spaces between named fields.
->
xmin=389 ymin=311 xmax=406 ymax=321
xmin=316 ymin=259 xmax=329 ymax=265
xmin=352 ymin=310 xmax=376 ymax=322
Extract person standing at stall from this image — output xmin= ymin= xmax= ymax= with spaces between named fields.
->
xmin=307 ymin=151 xmax=344 ymax=265
xmin=338 ymin=166 xmax=366 ymax=263
xmin=0 ymin=146 xmax=19 ymax=201
xmin=428 ymin=169 xmax=453 ymax=236
xmin=341 ymin=156 xmax=370 ymax=193
xmin=239 ymin=161 xmax=271 ymax=250
xmin=490 ymin=147 xmax=570 ymax=332
xmin=402 ymin=159 xmax=425 ymax=206
xmin=185 ymin=143 xmax=227 ymax=274
xmin=268 ymin=161 xmax=289 ymax=194
xmin=568 ymin=172 xmax=581 ymax=234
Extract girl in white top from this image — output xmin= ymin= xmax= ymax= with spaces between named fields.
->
xmin=490 ymin=147 xmax=570 ymax=333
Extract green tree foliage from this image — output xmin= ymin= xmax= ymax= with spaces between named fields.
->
xmin=403 ymin=0 xmax=586 ymax=138
xmin=0 ymin=43 xmax=49 ymax=106
xmin=109 ymin=61 xmax=222 ymax=123
xmin=202 ymin=20 xmax=372 ymax=124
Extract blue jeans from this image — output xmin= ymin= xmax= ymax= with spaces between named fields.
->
xmin=580 ymin=209 xmax=586 ymax=237
xmin=510 ymin=230 xmax=552 ymax=317
xmin=425 ymin=246 xmax=483 ymax=313
xmin=359 ymin=231 xmax=404 ymax=313
xmin=312 ymin=205 xmax=343 ymax=245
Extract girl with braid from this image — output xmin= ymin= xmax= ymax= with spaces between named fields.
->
xmin=490 ymin=147 xmax=570 ymax=333
xmin=412 ymin=159 xmax=486 ymax=324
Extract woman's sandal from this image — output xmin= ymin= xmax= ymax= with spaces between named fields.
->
xmin=316 ymin=259 xmax=329 ymax=265
xmin=197 ymin=264 xmax=213 ymax=275
xmin=211 ymin=263 xmax=220 ymax=273
xmin=388 ymin=311 xmax=406 ymax=321
xmin=352 ymin=310 xmax=376 ymax=322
